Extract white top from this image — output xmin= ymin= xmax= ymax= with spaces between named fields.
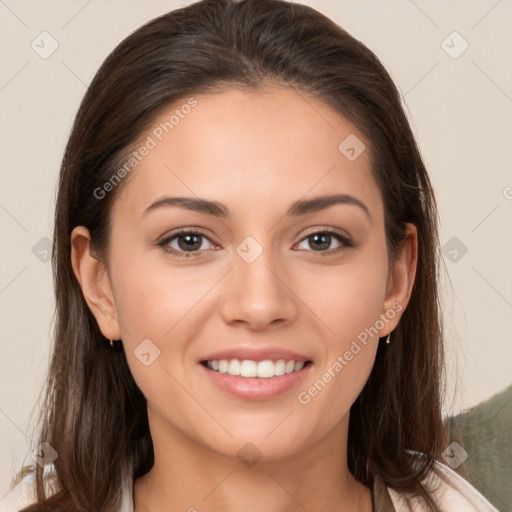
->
xmin=0 ymin=457 xmax=499 ymax=512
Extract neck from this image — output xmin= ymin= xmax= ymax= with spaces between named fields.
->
xmin=133 ymin=412 xmax=373 ymax=512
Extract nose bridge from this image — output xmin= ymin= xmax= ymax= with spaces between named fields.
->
xmin=219 ymin=235 xmax=297 ymax=329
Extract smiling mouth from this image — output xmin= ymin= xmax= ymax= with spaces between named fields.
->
xmin=201 ymin=359 xmax=313 ymax=378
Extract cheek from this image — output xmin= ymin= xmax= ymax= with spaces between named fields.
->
xmin=113 ymin=265 xmax=196 ymax=420
xmin=301 ymin=252 xmax=389 ymax=344
xmin=110 ymin=247 xmax=212 ymax=341
xmin=296 ymin=304 xmax=381 ymax=444
xmin=295 ymin=340 xmax=378 ymax=447
xmin=292 ymin=253 xmax=387 ymax=434
xmin=108 ymin=249 xmax=220 ymax=402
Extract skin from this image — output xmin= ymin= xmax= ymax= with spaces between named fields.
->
xmin=71 ymin=84 xmax=417 ymax=512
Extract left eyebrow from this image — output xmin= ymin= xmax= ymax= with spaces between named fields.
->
xmin=287 ymin=193 xmax=372 ymax=222
xmin=141 ymin=193 xmax=372 ymax=222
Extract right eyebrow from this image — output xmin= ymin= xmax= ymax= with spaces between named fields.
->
xmin=142 ymin=196 xmax=229 ymax=218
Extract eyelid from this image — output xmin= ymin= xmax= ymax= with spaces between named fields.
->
xmin=158 ymin=227 xmax=216 ymax=244
xmin=298 ymin=225 xmax=352 ymax=241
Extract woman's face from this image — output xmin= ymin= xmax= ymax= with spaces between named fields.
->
xmin=73 ymin=84 xmax=416 ymax=462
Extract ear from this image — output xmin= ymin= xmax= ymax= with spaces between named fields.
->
xmin=70 ymin=226 xmax=122 ymax=340
xmin=378 ymin=223 xmax=418 ymax=336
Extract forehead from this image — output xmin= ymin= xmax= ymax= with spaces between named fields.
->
xmin=111 ymin=85 xmax=382 ymax=223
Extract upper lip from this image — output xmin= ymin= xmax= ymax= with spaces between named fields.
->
xmin=200 ymin=346 xmax=311 ymax=363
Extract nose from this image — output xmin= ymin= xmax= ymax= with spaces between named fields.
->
xmin=219 ymin=246 xmax=298 ymax=331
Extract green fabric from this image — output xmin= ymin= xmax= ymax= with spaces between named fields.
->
xmin=445 ymin=384 xmax=512 ymax=512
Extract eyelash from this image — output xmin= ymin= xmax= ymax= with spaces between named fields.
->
xmin=157 ymin=228 xmax=353 ymax=259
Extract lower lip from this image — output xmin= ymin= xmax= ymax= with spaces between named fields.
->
xmin=200 ymin=363 xmax=312 ymax=401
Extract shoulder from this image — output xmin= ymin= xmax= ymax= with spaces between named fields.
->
xmin=0 ymin=470 xmax=36 ymax=512
xmin=0 ymin=465 xmax=57 ymax=512
xmin=2 ymin=458 xmax=499 ymax=512
xmin=387 ymin=453 xmax=500 ymax=511
xmin=0 ymin=465 xmax=133 ymax=512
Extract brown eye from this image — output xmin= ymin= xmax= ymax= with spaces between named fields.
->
xmin=296 ymin=229 xmax=352 ymax=254
xmin=175 ymin=233 xmax=203 ymax=252
xmin=307 ymin=233 xmax=335 ymax=251
xmin=158 ymin=230 xmax=215 ymax=258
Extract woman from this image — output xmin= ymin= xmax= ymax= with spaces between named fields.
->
xmin=4 ymin=0 xmax=498 ymax=510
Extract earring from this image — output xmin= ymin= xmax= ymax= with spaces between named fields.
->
xmin=385 ymin=333 xmax=391 ymax=344
xmin=109 ymin=339 xmax=114 ymax=347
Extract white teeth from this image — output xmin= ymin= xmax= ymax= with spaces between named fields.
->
xmin=294 ymin=361 xmax=305 ymax=371
xmin=228 ymin=359 xmax=241 ymax=375
xmin=257 ymin=360 xmax=275 ymax=379
xmin=205 ymin=358 xmax=308 ymax=377
xmin=240 ymin=359 xmax=257 ymax=377
xmin=274 ymin=359 xmax=286 ymax=376
xmin=218 ymin=360 xmax=228 ymax=373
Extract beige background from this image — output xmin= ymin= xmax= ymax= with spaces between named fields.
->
xmin=1 ymin=0 xmax=511 ymax=500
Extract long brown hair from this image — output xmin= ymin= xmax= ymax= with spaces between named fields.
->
xmin=16 ymin=0 xmax=446 ymax=510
